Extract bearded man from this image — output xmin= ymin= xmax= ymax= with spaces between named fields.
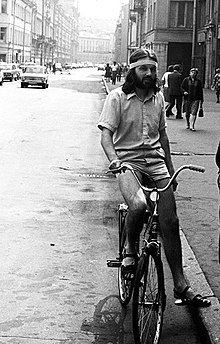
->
xmin=98 ymin=48 xmax=210 ymax=307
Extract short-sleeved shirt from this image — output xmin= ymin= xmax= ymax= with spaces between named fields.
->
xmin=98 ymin=87 xmax=166 ymax=156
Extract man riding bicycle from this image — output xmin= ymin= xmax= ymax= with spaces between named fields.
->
xmin=98 ymin=48 xmax=210 ymax=307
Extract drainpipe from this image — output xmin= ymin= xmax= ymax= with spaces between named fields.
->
xmin=22 ymin=6 xmax=27 ymax=63
xmin=191 ymin=0 xmax=197 ymax=67
xmin=12 ymin=0 xmax=16 ymax=62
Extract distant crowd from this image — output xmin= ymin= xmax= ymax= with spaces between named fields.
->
xmin=104 ymin=62 xmax=128 ymax=85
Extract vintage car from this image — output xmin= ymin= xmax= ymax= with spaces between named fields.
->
xmin=21 ymin=65 xmax=49 ymax=89
xmin=0 ymin=63 xmax=20 ymax=81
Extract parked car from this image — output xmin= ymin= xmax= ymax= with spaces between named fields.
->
xmin=0 ymin=63 xmax=20 ymax=81
xmin=55 ymin=62 xmax=62 ymax=72
xmin=19 ymin=62 xmax=36 ymax=73
xmin=20 ymin=65 xmax=49 ymax=89
xmin=97 ymin=63 xmax=105 ymax=71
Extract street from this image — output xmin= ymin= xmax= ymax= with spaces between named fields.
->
xmin=0 ymin=68 xmax=218 ymax=343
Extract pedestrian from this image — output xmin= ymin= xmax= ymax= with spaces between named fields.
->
xmin=117 ymin=64 xmax=122 ymax=82
xmin=98 ymin=48 xmax=211 ymax=307
xmin=166 ymin=64 xmax=183 ymax=119
xmin=181 ymin=67 xmax=204 ymax=131
xmin=52 ymin=63 xmax=56 ymax=74
xmin=111 ymin=61 xmax=118 ymax=85
xmin=161 ymin=65 xmax=173 ymax=111
xmin=105 ymin=63 xmax=112 ymax=82
xmin=211 ymin=68 xmax=220 ymax=103
xmin=216 ymin=141 xmax=220 ymax=187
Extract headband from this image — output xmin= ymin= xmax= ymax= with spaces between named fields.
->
xmin=129 ymin=58 xmax=158 ymax=69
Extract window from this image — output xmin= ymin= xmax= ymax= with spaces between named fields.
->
xmin=1 ymin=0 xmax=7 ymax=13
xmin=0 ymin=27 xmax=6 ymax=41
xmin=169 ymin=1 xmax=193 ymax=28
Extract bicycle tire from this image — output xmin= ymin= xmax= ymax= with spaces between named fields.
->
xmin=118 ymin=208 xmax=134 ymax=306
xmin=132 ymin=249 xmax=166 ymax=344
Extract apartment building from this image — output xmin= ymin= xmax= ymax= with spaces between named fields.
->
xmin=114 ymin=3 xmax=129 ymax=64
xmin=0 ymin=0 xmax=79 ymax=64
xmin=127 ymin=0 xmax=220 ymax=86
xmin=78 ymin=30 xmax=113 ymax=64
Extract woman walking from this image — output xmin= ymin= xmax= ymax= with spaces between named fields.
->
xmin=181 ymin=68 xmax=203 ymax=131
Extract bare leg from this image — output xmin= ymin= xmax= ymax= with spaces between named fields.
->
xmin=117 ymin=170 xmax=146 ymax=261
xmin=156 ymin=178 xmax=187 ymax=291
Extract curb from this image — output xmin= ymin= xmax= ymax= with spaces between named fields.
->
xmin=102 ymin=76 xmax=110 ymax=95
xmin=101 ymin=76 xmax=220 ymax=343
xmin=181 ymin=230 xmax=220 ymax=344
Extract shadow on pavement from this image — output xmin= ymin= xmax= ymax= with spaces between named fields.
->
xmin=81 ymin=294 xmax=133 ymax=344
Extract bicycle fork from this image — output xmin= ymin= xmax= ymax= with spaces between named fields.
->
xmin=107 ymin=203 xmax=128 ymax=268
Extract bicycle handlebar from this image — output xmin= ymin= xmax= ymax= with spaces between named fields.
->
xmin=107 ymin=163 xmax=205 ymax=193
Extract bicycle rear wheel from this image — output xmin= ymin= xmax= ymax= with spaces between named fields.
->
xmin=132 ymin=249 xmax=166 ymax=344
xmin=118 ymin=205 xmax=134 ymax=306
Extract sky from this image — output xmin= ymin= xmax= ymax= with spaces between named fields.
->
xmin=78 ymin=0 xmax=128 ymax=19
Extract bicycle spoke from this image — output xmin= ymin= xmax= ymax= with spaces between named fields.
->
xmin=133 ymin=252 xmax=165 ymax=344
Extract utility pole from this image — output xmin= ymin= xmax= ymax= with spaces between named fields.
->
xmin=40 ymin=0 xmax=45 ymax=65
xmin=191 ymin=0 xmax=197 ymax=67
xmin=215 ymin=0 xmax=220 ymax=69
xmin=12 ymin=0 xmax=16 ymax=62
xmin=22 ymin=6 xmax=27 ymax=62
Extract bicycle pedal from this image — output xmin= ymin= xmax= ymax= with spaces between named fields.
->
xmin=107 ymin=259 xmax=121 ymax=268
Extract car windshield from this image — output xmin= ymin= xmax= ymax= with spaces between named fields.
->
xmin=26 ymin=66 xmax=44 ymax=73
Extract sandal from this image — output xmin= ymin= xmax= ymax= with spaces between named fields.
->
xmin=121 ymin=253 xmax=138 ymax=280
xmin=174 ymin=286 xmax=211 ymax=307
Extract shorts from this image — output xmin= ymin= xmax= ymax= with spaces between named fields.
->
xmin=116 ymin=149 xmax=170 ymax=181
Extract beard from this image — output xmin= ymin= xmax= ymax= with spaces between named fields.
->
xmin=134 ymin=74 xmax=156 ymax=91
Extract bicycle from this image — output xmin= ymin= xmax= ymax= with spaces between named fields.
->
xmin=107 ymin=162 xmax=205 ymax=344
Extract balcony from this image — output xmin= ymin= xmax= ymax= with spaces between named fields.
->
xmin=133 ymin=0 xmax=144 ymax=13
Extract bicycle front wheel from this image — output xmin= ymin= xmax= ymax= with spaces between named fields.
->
xmin=132 ymin=250 xmax=166 ymax=344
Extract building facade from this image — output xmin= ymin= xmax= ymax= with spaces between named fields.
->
xmin=127 ymin=0 xmax=220 ymax=87
xmin=0 ymin=0 xmax=79 ymax=64
xmin=114 ymin=3 xmax=129 ymax=64
xmin=78 ymin=30 xmax=113 ymax=64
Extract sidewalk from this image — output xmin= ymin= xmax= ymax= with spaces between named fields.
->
xmin=102 ymin=76 xmax=220 ymax=344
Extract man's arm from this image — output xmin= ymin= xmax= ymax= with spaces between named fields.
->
xmin=101 ymin=128 xmax=121 ymax=169
xmin=159 ymin=128 xmax=178 ymax=190
xmin=216 ymin=141 xmax=220 ymax=169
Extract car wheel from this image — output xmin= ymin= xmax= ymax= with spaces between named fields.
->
xmin=42 ymin=84 xmax=46 ymax=89
xmin=0 ymin=81 xmax=2 ymax=86
xmin=46 ymin=83 xmax=49 ymax=88
xmin=21 ymin=83 xmax=24 ymax=88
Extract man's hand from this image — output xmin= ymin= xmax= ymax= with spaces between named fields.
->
xmin=109 ymin=159 xmax=122 ymax=170
xmin=173 ymin=179 xmax=178 ymax=192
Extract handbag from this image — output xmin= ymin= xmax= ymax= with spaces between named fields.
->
xmin=198 ymin=107 xmax=204 ymax=117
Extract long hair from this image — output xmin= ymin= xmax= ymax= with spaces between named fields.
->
xmin=122 ymin=68 xmax=160 ymax=95
xmin=122 ymin=48 xmax=160 ymax=95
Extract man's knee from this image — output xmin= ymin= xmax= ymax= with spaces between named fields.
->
xmin=129 ymin=198 xmax=146 ymax=216
xmin=163 ymin=214 xmax=179 ymax=233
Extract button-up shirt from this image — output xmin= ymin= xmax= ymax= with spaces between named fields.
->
xmin=98 ymin=87 xmax=166 ymax=155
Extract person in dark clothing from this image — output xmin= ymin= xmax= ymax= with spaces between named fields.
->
xmin=181 ymin=68 xmax=203 ymax=131
xmin=216 ymin=141 xmax=220 ymax=189
xmin=105 ymin=63 xmax=112 ymax=82
xmin=111 ymin=61 xmax=118 ymax=85
xmin=117 ymin=64 xmax=122 ymax=82
xmin=216 ymin=141 xmax=220 ymax=169
xmin=166 ymin=64 xmax=183 ymax=119
xmin=212 ymin=68 xmax=220 ymax=103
